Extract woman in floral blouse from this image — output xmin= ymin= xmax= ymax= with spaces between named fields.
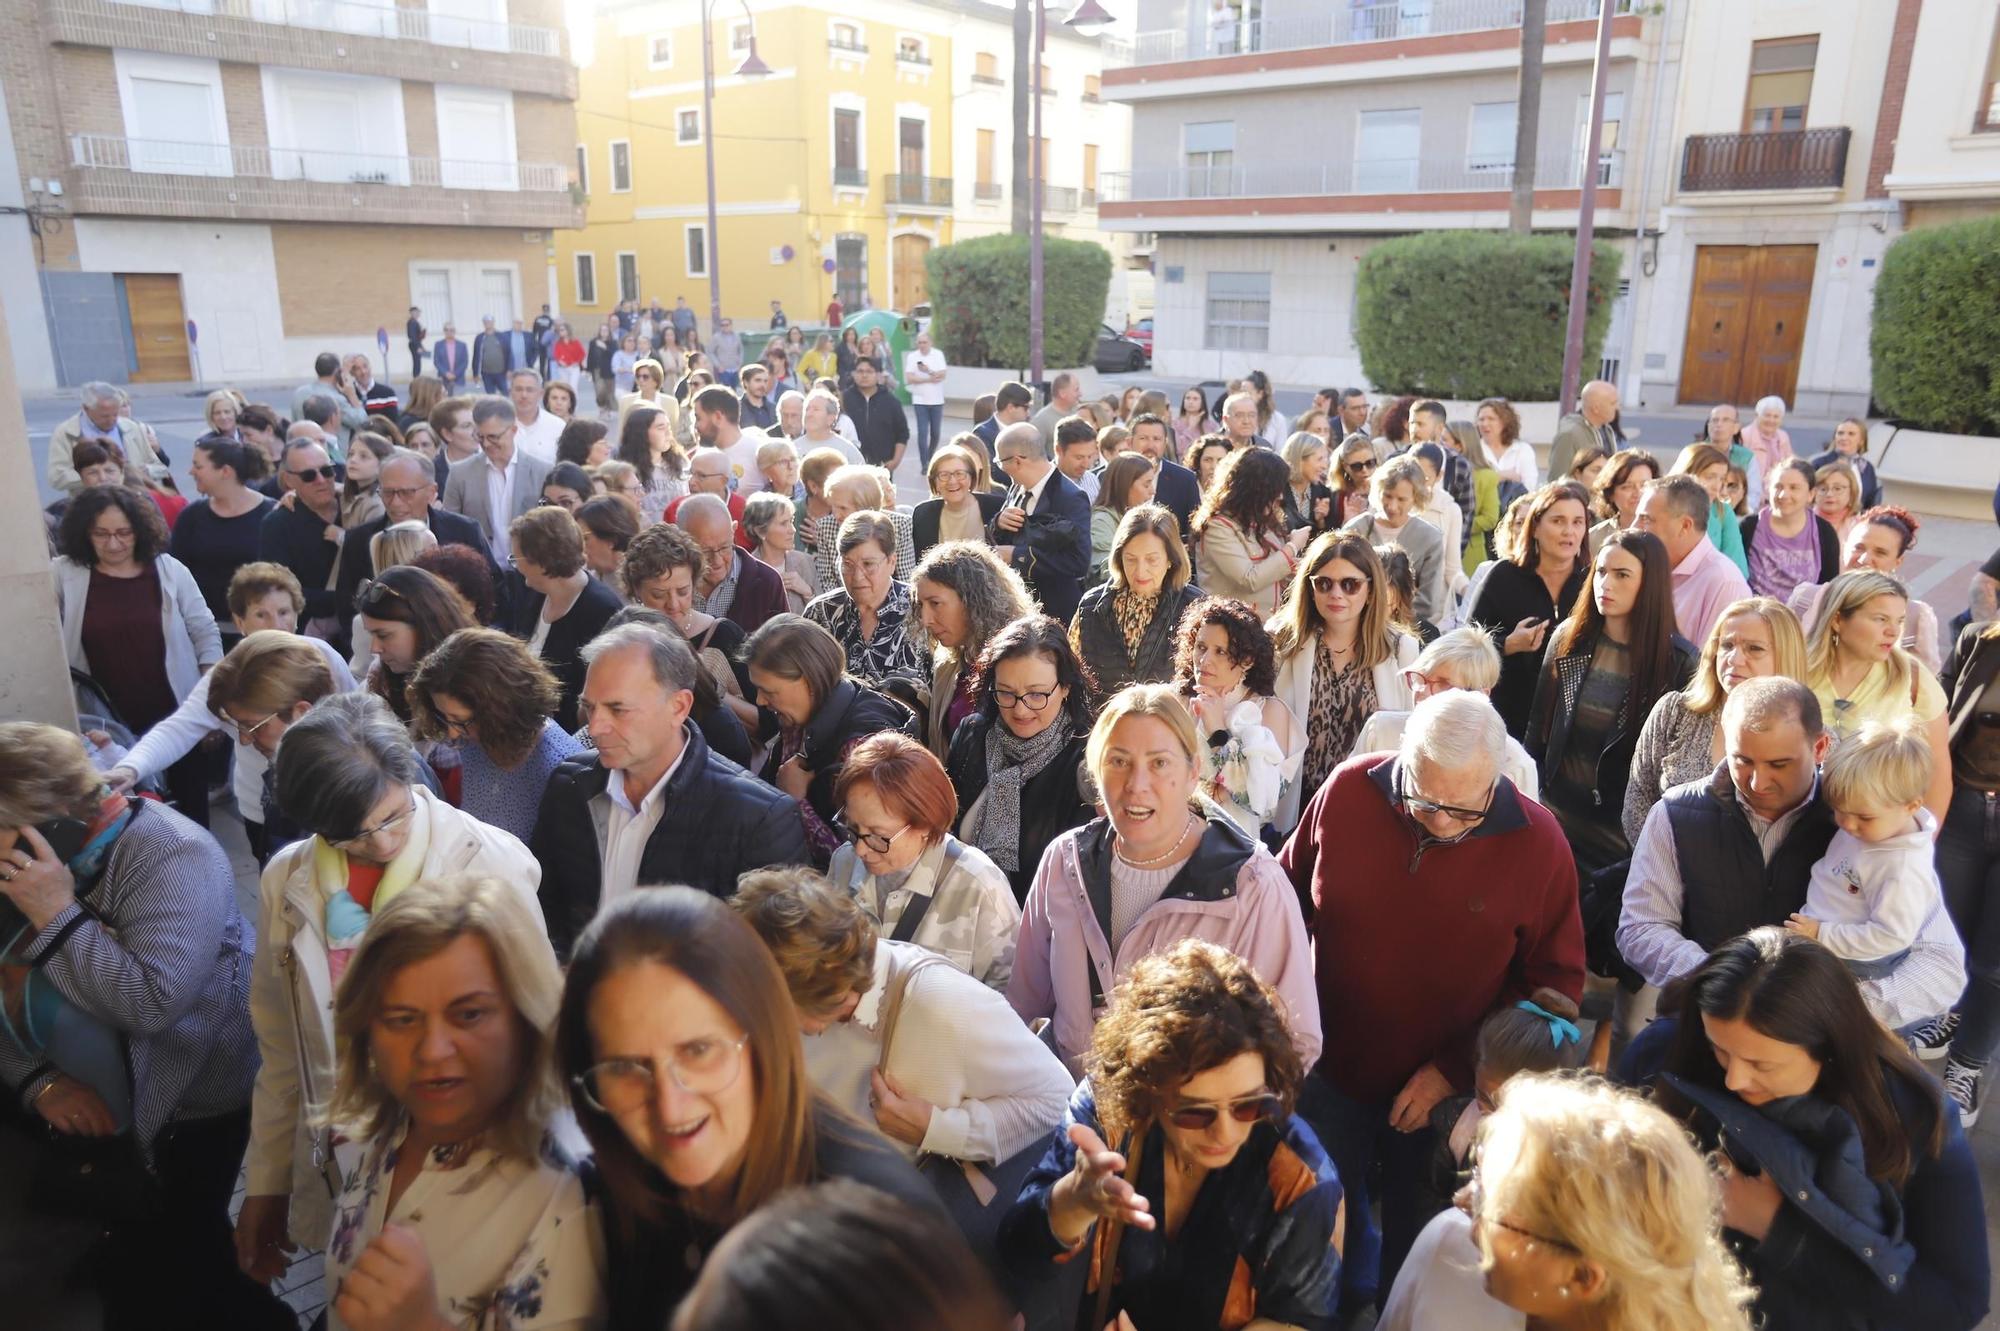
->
xmin=802 ymin=510 xmax=929 ymax=689
xmin=326 ymin=873 xmax=604 ymax=1331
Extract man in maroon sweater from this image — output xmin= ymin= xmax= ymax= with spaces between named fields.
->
xmin=1278 ymin=690 xmax=1584 ymax=1314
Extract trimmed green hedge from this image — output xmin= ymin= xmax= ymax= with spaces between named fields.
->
xmin=1354 ymin=231 xmax=1621 ymax=400
xmin=1872 ymin=214 xmax=2000 ymax=436
xmin=927 ymin=233 xmax=1112 ymax=369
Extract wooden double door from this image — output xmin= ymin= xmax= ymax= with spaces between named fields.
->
xmin=121 ymin=273 xmax=192 ymax=382
xmin=1678 ymin=244 xmax=1815 ymax=407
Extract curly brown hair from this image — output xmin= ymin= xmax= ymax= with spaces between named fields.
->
xmin=1085 ymin=939 xmax=1305 ymax=1144
xmin=1191 ymin=446 xmax=1289 ymax=545
xmin=408 ymin=627 xmax=563 ymax=767
xmin=729 ymin=866 xmax=877 ymax=1018
xmin=621 ymin=521 xmax=701 ymax=599
xmin=1172 ymin=598 xmax=1276 ymax=698
xmin=59 ymin=485 xmax=168 ymax=566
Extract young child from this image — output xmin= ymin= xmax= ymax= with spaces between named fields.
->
xmin=1785 ymin=719 xmax=1943 ymax=1029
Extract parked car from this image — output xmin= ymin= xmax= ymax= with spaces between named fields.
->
xmin=1125 ymin=318 xmax=1153 ymax=359
xmin=1094 ymin=323 xmax=1148 ymax=373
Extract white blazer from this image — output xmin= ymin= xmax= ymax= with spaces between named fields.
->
xmin=54 ymin=553 xmax=223 ymax=704
xmin=1269 ymin=628 xmax=1420 ymax=834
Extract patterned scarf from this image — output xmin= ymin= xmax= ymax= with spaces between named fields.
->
xmin=1112 ymin=590 xmax=1161 ymax=662
xmin=974 ymin=718 xmax=1073 ymax=871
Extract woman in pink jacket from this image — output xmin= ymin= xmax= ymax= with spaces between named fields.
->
xmin=1005 ymin=682 xmax=1321 ymax=1075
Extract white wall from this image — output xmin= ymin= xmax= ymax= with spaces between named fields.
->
xmin=0 ymin=78 xmax=57 ymax=393
xmin=71 ymin=218 xmax=290 ymax=382
xmin=1149 ymin=233 xmax=1377 ymax=388
xmin=1884 ymin=2 xmax=2000 ymax=199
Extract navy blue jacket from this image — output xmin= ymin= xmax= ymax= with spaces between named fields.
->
xmin=990 ymin=468 xmax=1092 ymax=624
xmin=1153 ymin=458 xmax=1202 ymax=539
xmin=1622 ymin=1018 xmax=1989 ymax=1331
xmin=334 ymin=504 xmax=500 ymax=630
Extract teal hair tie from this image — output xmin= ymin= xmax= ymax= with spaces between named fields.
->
xmin=1515 ymin=1000 xmax=1582 ymax=1049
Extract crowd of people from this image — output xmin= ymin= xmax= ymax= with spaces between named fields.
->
xmin=10 ymin=349 xmax=1995 ymax=1331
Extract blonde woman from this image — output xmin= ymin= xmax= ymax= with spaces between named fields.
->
xmin=1280 ymin=429 xmax=1335 ymax=535
xmin=1452 ymin=420 xmax=1502 ymax=577
xmin=1382 ymin=1073 xmax=1754 ymax=1331
xmin=1813 ymin=457 xmax=1864 ymax=545
xmin=203 ymin=387 xmax=244 ymax=440
xmin=1623 ymin=597 xmax=1807 ymax=842
xmin=1343 ymin=453 xmax=1446 ymax=623
xmin=1270 ymin=532 xmax=1420 ymax=834
xmin=325 ymin=874 xmax=602 ymax=1331
xmin=350 ymin=518 xmax=439 ymax=677
xmin=1803 ymin=570 xmax=1950 ymax=819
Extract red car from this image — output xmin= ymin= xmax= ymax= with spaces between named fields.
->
xmin=1124 ymin=318 xmax=1153 ymax=359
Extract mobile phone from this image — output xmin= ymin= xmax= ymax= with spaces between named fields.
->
xmin=36 ymin=817 xmax=91 ymax=864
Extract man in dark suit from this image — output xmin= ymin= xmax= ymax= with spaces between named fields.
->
xmin=432 ymin=322 xmax=468 ymax=392
xmin=531 ymin=624 xmax=810 ymax=959
xmin=974 ymin=380 xmax=1035 ymax=456
xmin=1129 ymin=412 xmax=1201 ymax=540
xmin=334 ymin=449 xmax=500 ymax=625
xmin=988 ymin=421 xmax=1091 ymax=623
xmin=405 ymin=306 xmax=426 ymax=379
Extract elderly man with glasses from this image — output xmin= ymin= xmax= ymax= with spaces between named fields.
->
xmin=332 ymin=448 xmax=500 ymax=628
xmin=1277 ymin=688 xmax=1584 ymax=1320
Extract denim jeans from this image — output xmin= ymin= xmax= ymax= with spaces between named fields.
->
xmin=1935 ymin=784 xmax=2000 ymax=1069
xmin=1295 ymin=1073 xmax=1435 ymax=1312
xmin=913 ymin=402 xmax=944 ymax=466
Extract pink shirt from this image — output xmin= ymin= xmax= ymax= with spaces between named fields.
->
xmin=1670 ymin=535 xmax=1753 ymax=645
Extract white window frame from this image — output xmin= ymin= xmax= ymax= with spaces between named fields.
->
xmin=573 ymin=252 xmax=598 ymax=306
xmin=830 ymin=92 xmax=867 ymax=191
xmin=616 ymin=251 xmax=640 ymax=303
xmin=1355 ymin=107 xmax=1422 ymax=193
xmin=684 ymin=223 xmax=710 ymax=279
xmin=1204 ymin=271 xmax=1271 ymax=352
xmin=895 ymin=33 xmax=929 ymax=65
xmin=113 ymin=50 xmax=232 ymax=176
xmin=648 ymin=33 xmax=673 ymax=68
xmin=728 ymin=19 xmax=752 ymax=53
xmin=827 ymin=18 xmax=866 ymax=53
xmin=676 ymin=106 xmax=702 ymax=146
xmin=575 ymin=143 xmax=589 ymax=195
xmin=1467 ymin=101 xmax=1516 ymax=173
xmin=1182 ymin=120 xmax=1235 ymax=197
xmin=260 ymin=66 xmax=409 ymax=186
xmin=608 ymin=138 xmax=631 ymax=192
xmin=433 ymin=83 xmax=518 ymax=191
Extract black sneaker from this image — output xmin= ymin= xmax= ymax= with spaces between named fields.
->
xmin=1908 ymin=1010 xmax=1959 ymax=1061
xmin=1944 ymin=1056 xmax=1981 ymax=1130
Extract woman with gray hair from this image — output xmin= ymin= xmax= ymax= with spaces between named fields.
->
xmin=235 ymin=692 xmax=546 ymax=1293
xmin=743 ymin=488 xmax=819 ymax=613
xmin=1351 ymin=626 xmax=1540 ymax=798
xmin=803 ymin=510 xmax=930 ymax=689
xmin=0 ymin=723 xmax=291 ymax=1329
xmin=1343 ymin=452 xmax=1447 ymax=623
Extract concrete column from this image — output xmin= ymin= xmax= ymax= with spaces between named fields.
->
xmin=0 ymin=284 xmax=79 ymax=728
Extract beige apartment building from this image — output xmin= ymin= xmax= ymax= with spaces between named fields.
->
xmin=0 ymin=0 xmax=581 ymax=391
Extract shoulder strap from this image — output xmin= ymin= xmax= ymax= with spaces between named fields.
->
xmin=887 ymin=839 xmax=961 ymax=944
xmin=875 ymin=952 xmax=952 ymax=1072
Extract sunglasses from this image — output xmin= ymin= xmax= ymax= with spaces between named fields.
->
xmin=354 ymin=579 xmax=405 ymax=611
xmin=1309 ymin=574 xmax=1368 ymax=597
xmin=1347 ymin=458 xmax=1377 ymax=474
xmin=288 ymin=465 xmax=338 ymax=482
xmin=1166 ymin=1092 xmax=1281 ymax=1131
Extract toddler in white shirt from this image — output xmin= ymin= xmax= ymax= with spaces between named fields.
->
xmin=1786 ymin=719 xmax=1942 ymax=1026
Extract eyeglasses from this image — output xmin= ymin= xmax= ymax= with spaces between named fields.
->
xmin=1459 ymin=1166 xmax=1578 ymax=1252
xmin=429 ymin=707 xmax=474 ymax=737
xmin=355 ymin=580 xmax=404 ymax=611
xmin=324 ymin=797 xmax=415 ymax=850
xmin=379 ymin=485 xmax=430 ymax=503
xmin=574 ymin=1033 xmax=750 ymax=1114
xmin=1397 ymin=773 xmax=1493 ymax=827
xmin=288 ymin=465 xmax=338 ymax=483
xmin=933 ymin=469 xmax=972 ymax=484
xmin=836 ymin=816 xmax=912 ymax=855
xmin=1310 ymin=574 xmax=1369 ymax=598
xmin=993 ymin=686 xmax=1057 ymax=711
xmin=226 ymin=710 xmax=281 ymax=741
xmin=697 ymin=542 xmax=736 ymax=564
xmin=1166 ymin=1091 xmax=1281 ymax=1131
xmin=842 ymin=557 xmax=888 ymax=579
xmin=89 ymin=527 xmax=136 ymax=543
xmin=1402 ymin=669 xmax=1452 ymax=695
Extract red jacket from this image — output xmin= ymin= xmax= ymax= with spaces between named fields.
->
xmin=1278 ymin=753 xmax=1584 ymax=1103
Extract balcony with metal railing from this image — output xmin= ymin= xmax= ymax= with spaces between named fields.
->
xmin=1678 ymin=128 xmax=1851 ymax=194
xmin=1104 ymin=0 xmax=1634 ymax=71
xmin=833 ymin=165 xmax=868 ymax=190
xmin=883 ymin=174 xmax=952 ymax=210
xmin=1043 ymin=185 xmax=1080 ymax=213
xmin=973 ymin=181 xmax=1003 ymax=201
xmin=44 ymin=0 xmax=572 ymax=97
xmin=66 ymin=133 xmax=581 ymax=228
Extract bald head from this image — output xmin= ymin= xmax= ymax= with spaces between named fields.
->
xmin=1580 ymin=380 xmax=1619 ymax=427
xmin=995 ymin=421 xmax=1048 ymax=462
xmin=286 ymin=420 xmax=328 ymax=444
xmin=687 ymin=447 xmax=732 ymax=496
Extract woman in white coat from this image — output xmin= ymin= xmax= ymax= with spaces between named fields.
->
xmin=232 ymin=692 xmax=545 ymax=1291
xmin=1268 ymin=532 xmax=1420 ymax=836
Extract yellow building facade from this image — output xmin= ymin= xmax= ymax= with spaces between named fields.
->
xmin=561 ymin=0 xmax=967 ymax=331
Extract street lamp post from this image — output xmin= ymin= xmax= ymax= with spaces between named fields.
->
xmin=700 ymin=1 xmax=771 ymax=340
xmin=1027 ymin=0 xmax=1113 ymax=398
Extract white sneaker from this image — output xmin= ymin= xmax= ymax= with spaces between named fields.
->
xmin=1944 ymin=1057 xmax=1981 ymax=1130
xmin=1907 ymin=1010 xmax=1959 ymax=1062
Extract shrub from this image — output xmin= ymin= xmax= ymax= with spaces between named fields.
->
xmin=1871 ymin=215 xmax=2000 ymax=436
xmin=1354 ymin=231 xmax=1622 ymax=401
xmin=928 ymin=233 xmax=1112 ymax=369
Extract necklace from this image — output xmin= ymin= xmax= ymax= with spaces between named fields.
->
xmin=1116 ymin=810 xmax=1200 ymax=868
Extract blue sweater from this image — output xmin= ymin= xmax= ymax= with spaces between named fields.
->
xmin=457 ymin=720 xmax=582 ymax=846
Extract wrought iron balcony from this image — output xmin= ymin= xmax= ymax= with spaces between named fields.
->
xmin=832 ymin=165 xmax=868 ymax=189
xmin=970 ymin=72 xmax=1004 ymax=86
xmin=896 ymin=51 xmax=932 ymax=66
xmin=828 ymin=37 xmax=868 ymax=55
xmin=1082 ymin=186 xmax=1098 ymax=208
xmin=1679 ymin=128 xmax=1851 ymax=192
xmin=1099 ymin=151 xmax=1622 ymax=204
xmin=1106 ymin=0 xmax=1632 ymax=68
xmin=974 ymin=181 xmax=1003 ymax=201
xmin=883 ymin=174 xmax=953 ymax=209
xmin=46 ymin=0 xmax=570 ymax=96
xmin=1043 ymin=185 xmax=1079 ymax=212
xmin=67 ymin=134 xmax=579 ymax=228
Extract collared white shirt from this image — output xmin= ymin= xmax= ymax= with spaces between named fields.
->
xmin=1018 ymin=464 xmax=1054 ymax=513
xmin=598 ymin=741 xmax=689 ymax=906
xmin=514 ymin=408 xmax=563 ymax=464
xmin=483 ymin=452 xmax=517 ymax=563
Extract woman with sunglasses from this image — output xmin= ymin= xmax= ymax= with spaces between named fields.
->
xmin=1008 ymin=686 xmax=1320 ymax=1076
xmin=1269 ymin=533 xmax=1420 ymax=837
xmin=355 ymin=564 xmax=476 ymax=725
xmin=1193 ymin=448 xmax=1308 ymax=621
xmin=823 ymin=732 xmax=1020 ymax=990
xmin=1002 ymin=939 xmax=1341 ymax=1331
xmin=947 ymin=616 xmax=1098 ymax=904
xmin=1383 ymin=1074 xmax=1753 ymax=1331
xmin=1465 ymin=482 xmax=1592 ymax=740
xmin=238 ymin=693 xmax=544 ymax=1299
xmin=1330 ymin=433 xmax=1379 ymax=527
xmin=557 ymin=887 xmax=939 ymax=1327
xmin=325 ymin=873 xmax=603 ymax=1331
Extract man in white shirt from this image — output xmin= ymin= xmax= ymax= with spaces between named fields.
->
xmin=508 ymin=368 xmax=564 ymax=463
xmin=442 ymin=397 xmax=553 ymax=564
xmin=692 ymin=384 xmax=765 ymax=494
xmin=904 ymin=330 xmax=948 ymax=468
